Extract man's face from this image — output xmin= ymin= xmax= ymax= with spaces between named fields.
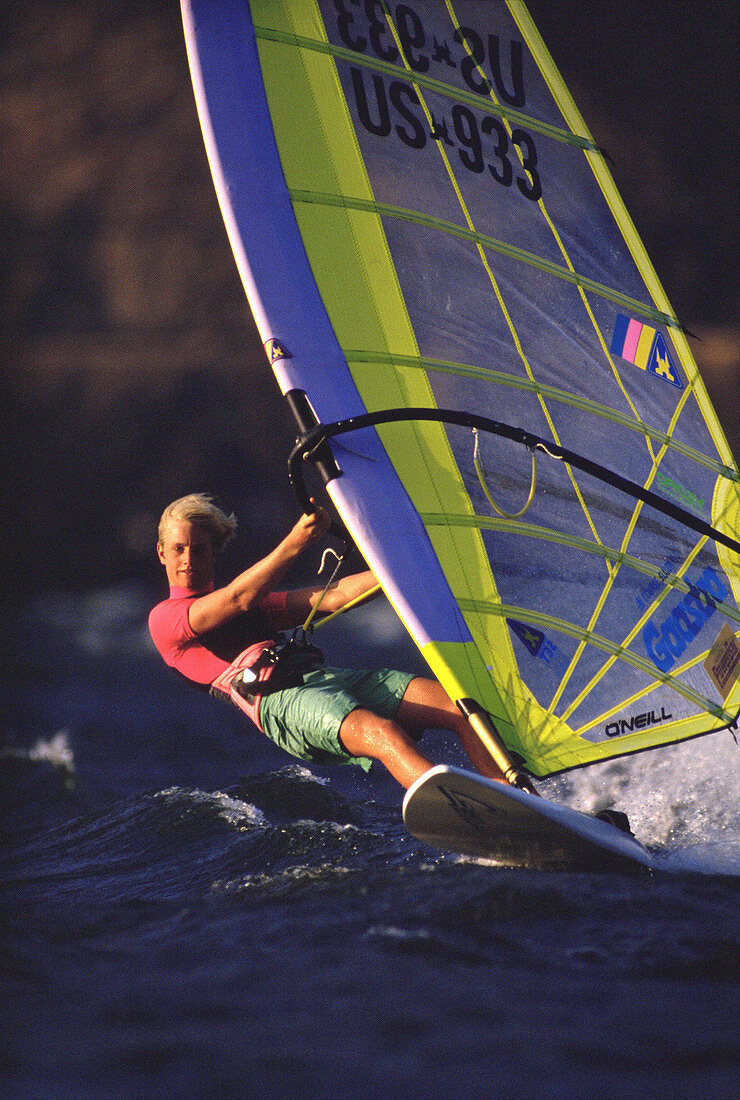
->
xmin=157 ymin=520 xmax=216 ymax=590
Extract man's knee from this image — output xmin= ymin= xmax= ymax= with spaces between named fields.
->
xmin=340 ymin=706 xmax=433 ymax=788
xmin=339 ymin=708 xmax=411 ymax=759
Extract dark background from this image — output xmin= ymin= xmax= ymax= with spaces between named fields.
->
xmin=3 ymin=0 xmax=737 ymax=600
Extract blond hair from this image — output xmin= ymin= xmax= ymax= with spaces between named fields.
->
xmin=157 ymin=493 xmax=237 ymax=554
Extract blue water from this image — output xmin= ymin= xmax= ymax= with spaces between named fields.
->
xmin=3 ymin=588 xmax=739 ymax=1098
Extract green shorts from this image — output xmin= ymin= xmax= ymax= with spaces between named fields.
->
xmin=258 ymin=666 xmax=416 ymax=771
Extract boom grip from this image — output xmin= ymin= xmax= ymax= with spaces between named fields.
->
xmin=284 ymin=389 xmax=353 ymax=546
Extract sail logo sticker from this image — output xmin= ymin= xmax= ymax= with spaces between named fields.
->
xmin=703 ymin=623 xmax=740 ymax=700
xmin=610 ymin=315 xmax=682 ymax=389
xmin=635 ymin=556 xmax=680 ymax=612
xmin=508 ymin=619 xmax=543 ymax=656
xmin=508 ymin=619 xmax=568 ymax=676
xmin=265 ymin=339 xmax=292 ymax=362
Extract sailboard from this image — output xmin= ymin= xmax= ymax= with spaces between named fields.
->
xmin=403 ymin=765 xmax=653 ymax=870
xmin=180 ymin=1 xmax=740 ymax=786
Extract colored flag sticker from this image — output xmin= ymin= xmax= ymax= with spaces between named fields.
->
xmin=610 ymin=315 xmax=682 ymax=388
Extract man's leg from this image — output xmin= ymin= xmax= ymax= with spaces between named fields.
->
xmin=395 ymin=677 xmax=508 ymax=783
xmin=338 ymin=707 xmax=435 ymax=789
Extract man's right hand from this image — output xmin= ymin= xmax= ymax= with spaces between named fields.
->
xmin=293 ymin=499 xmax=332 ymax=545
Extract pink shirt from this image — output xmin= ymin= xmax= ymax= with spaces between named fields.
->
xmin=148 ymin=585 xmax=292 ymax=687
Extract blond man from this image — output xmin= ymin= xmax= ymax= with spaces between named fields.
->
xmin=150 ymin=493 xmax=507 ymax=789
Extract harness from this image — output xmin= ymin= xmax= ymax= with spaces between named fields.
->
xmin=209 ymin=536 xmax=350 ymax=717
xmin=232 ymin=633 xmax=325 ymax=703
xmin=207 ymin=630 xmax=324 ymax=716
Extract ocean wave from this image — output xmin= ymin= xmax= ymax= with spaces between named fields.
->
xmin=0 ymin=768 xmax=399 ymax=917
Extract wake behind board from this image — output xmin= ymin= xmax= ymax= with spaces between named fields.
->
xmin=403 ymin=766 xmax=653 ymax=872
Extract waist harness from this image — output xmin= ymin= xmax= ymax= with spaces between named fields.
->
xmin=233 ymin=633 xmax=325 ymax=703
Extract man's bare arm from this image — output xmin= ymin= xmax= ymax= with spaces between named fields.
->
xmin=188 ymin=505 xmax=331 ymax=635
xmin=285 ymin=569 xmax=381 ymax=624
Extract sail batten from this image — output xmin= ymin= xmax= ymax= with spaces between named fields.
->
xmin=347 ymin=351 xmax=737 ymax=477
xmin=290 ymin=188 xmax=683 ymax=329
xmin=457 ymin=597 xmax=731 ymax=719
xmin=253 ymin=23 xmax=599 ymax=150
xmin=182 ymin=0 xmax=740 ymax=776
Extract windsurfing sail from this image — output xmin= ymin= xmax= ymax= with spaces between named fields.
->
xmin=181 ymin=0 xmax=740 ymax=777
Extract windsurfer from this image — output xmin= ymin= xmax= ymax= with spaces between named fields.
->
xmin=149 ymin=493 xmax=509 ymax=789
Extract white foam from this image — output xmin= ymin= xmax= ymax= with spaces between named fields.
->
xmin=543 ymin=728 xmax=740 ymax=872
xmin=278 ymin=763 xmax=330 ymax=786
xmin=209 ymin=791 xmax=267 ymax=827
xmin=212 ymin=862 xmax=353 ymax=895
xmin=365 ymin=925 xmax=431 ymax=941
xmin=155 ymin=786 xmax=266 ymax=827
xmin=2 ymin=729 xmax=75 ymax=774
